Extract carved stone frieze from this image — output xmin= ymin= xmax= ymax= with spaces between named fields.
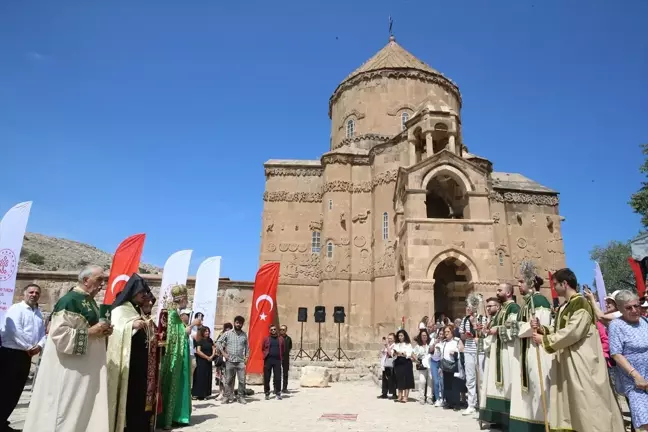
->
xmin=321 ymin=169 xmax=398 ymax=195
xmin=263 ymin=191 xmax=322 ymax=203
xmin=265 ymin=167 xmax=323 ymax=178
xmin=321 ymin=153 xmax=370 ymax=166
xmin=359 ymin=249 xmax=372 ymax=275
xmin=281 ymin=253 xmax=321 ymax=280
xmin=332 ymin=133 xmax=391 ymax=150
xmin=309 ymin=220 xmax=323 ymax=231
xmin=353 ymin=236 xmax=367 ymax=248
xmin=267 ymin=243 xmax=276 ymax=252
xmin=352 ymin=210 xmax=371 ymax=224
xmin=492 ymin=213 xmax=500 ymax=224
xmin=489 ymin=190 xmax=559 ymax=206
xmin=340 ymin=237 xmax=350 ymax=246
xmin=375 ymin=241 xmax=396 ymax=273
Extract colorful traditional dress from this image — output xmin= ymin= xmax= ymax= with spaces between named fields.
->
xmin=540 ymin=293 xmax=624 ymax=432
xmin=23 ymin=287 xmax=109 ymax=432
xmin=158 ymin=309 xmax=191 ymax=428
xmin=479 ymin=299 xmax=520 ymax=427
xmin=144 ymin=315 xmax=161 ymax=432
xmin=509 ymin=292 xmax=552 ymax=432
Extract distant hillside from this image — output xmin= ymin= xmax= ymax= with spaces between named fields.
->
xmin=19 ymin=232 xmax=162 ymax=274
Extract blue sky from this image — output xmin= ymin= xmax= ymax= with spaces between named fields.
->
xmin=1 ymin=0 xmax=646 ymax=284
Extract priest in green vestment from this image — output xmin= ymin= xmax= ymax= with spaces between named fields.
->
xmin=107 ymin=274 xmax=154 ymax=432
xmin=532 ymin=268 xmax=624 ymax=432
xmin=479 ymin=282 xmax=520 ymax=428
xmin=158 ymin=284 xmax=192 ymax=430
xmin=24 ymin=265 xmax=113 ymax=432
xmin=509 ymin=264 xmax=552 ymax=432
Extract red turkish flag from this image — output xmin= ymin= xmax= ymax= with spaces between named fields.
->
xmin=103 ymin=233 xmax=146 ymax=305
xmin=246 ymin=262 xmax=280 ymax=375
xmin=628 ymin=257 xmax=646 ymax=298
xmin=548 ymin=271 xmax=560 ymax=308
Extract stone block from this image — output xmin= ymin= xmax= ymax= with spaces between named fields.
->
xmin=299 ymin=366 xmax=330 ymax=388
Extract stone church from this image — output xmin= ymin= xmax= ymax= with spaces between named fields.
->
xmin=260 ymin=36 xmax=566 ymax=354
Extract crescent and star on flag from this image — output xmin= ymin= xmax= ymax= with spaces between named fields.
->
xmin=255 ymin=294 xmax=274 ymax=321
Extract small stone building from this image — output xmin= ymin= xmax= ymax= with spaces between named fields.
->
xmin=260 ymin=36 xmax=566 ymax=355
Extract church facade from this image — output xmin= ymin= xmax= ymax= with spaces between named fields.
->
xmin=259 ymin=36 xmax=566 ymax=354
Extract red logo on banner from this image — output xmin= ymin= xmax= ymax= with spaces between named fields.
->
xmin=0 ymin=249 xmax=17 ymax=282
xmin=246 ymin=262 xmax=280 ymax=375
xmin=104 ymin=234 xmax=146 ymax=305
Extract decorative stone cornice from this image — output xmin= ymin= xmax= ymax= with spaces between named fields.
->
xmin=329 ymin=69 xmax=462 ymax=117
xmin=265 ymin=167 xmax=323 ymax=178
xmin=263 ymin=191 xmax=322 ymax=203
xmin=332 ymin=133 xmax=391 ymax=150
xmin=489 ymin=190 xmax=559 ymax=206
xmin=322 ymin=169 xmax=398 ymax=194
xmin=321 ymin=153 xmax=370 ymax=166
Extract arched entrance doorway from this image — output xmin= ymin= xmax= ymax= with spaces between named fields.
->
xmin=432 ymin=257 xmax=473 ymax=322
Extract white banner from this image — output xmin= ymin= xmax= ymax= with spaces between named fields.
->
xmin=0 ymin=201 xmax=32 ymax=326
xmin=192 ymin=256 xmax=222 ymax=333
xmin=155 ymin=249 xmax=192 ymax=323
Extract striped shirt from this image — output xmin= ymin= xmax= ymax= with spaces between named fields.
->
xmin=459 ymin=315 xmax=486 ymax=354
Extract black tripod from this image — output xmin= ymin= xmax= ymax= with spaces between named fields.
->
xmin=294 ymin=321 xmax=311 ymax=360
xmin=311 ymin=322 xmax=331 ymax=361
xmin=333 ymin=322 xmax=350 ymax=361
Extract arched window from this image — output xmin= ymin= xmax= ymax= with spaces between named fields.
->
xmin=312 ymin=232 xmax=321 ymax=253
xmin=401 ymin=112 xmax=409 ymax=131
xmin=498 ymin=250 xmax=504 ymax=266
xmin=346 ymin=119 xmax=355 ymax=138
xmin=382 ymin=212 xmax=389 ymax=240
xmin=326 ymin=241 xmax=334 ymax=258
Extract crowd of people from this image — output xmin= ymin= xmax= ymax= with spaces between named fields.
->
xmin=378 ymin=266 xmax=648 ymax=431
xmin=0 ymin=265 xmax=294 ymax=432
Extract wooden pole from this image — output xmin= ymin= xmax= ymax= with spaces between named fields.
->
xmin=530 ymin=298 xmax=550 ymax=432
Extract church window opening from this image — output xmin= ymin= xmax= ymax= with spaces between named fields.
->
xmin=328 ymin=199 xmax=333 ymax=210
xmin=346 ymin=119 xmax=355 ymax=138
xmin=382 ymin=212 xmax=389 ymax=240
xmin=401 ymin=112 xmax=409 ymax=131
xmin=498 ymin=250 xmax=504 ymax=266
xmin=326 ymin=241 xmax=334 ymax=258
xmin=425 ymin=174 xmax=467 ymax=219
xmin=311 ymin=232 xmax=321 ymax=253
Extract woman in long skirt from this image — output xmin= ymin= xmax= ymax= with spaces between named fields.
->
xmin=191 ymin=327 xmax=215 ymax=400
xmin=391 ymin=329 xmax=415 ymax=403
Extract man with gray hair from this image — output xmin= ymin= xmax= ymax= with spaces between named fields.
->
xmin=23 ymin=265 xmax=113 ymax=432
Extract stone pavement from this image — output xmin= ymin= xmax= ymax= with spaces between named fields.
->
xmin=10 ymin=378 xmax=632 ymax=431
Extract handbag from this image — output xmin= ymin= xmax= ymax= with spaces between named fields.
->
xmin=213 ymin=354 xmax=225 ymax=368
xmin=384 ymin=357 xmax=394 ymax=368
xmin=439 ymin=342 xmax=458 ymax=373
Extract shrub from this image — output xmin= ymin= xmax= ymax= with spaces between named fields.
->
xmin=27 ymin=253 xmax=45 ymax=265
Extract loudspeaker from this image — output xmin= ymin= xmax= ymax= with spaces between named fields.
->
xmin=297 ymin=307 xmax=308 ymax=323
xmin=314 ymin=306 xmax=326 ymax=323
xmin=333 ymin=306 xmax=346 ymax=324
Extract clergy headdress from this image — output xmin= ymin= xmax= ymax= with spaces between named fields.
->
xmin=466 ymin=292 xmax=482 ymax=314
xmin=171 ymin=284 xmax=188 ymax=301
xmin=520 ymin=260 xmax=544 ymax=291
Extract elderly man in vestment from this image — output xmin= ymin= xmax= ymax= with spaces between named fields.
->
xmin=532 ymin=268 xmax=624 ymax=432
xmin=479 ymin=283 xmax=520 ymax=429
xmin=509 ymin=266 xmax=552 ymax=432
xmin=23 ymin=265 xmax=113 ymax=432
xmin=107 ymin=274 xmax=154 ymax=432
xmin=158 ymin=284 xmax=192 ymax=430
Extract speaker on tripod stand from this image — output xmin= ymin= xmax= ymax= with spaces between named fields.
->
xmin=333 ymin=306 xmax=350 ymax=361
xmin=294 ymin=307 xmax=311 ymax=360
xmin=311 ymin=306 xmax=331 ymax=361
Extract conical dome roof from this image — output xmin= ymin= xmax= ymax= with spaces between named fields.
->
xmin=341 ymin=36 xmax=443 ymax=84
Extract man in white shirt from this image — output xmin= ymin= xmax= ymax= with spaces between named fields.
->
xmin=0 ymin=284 xmax=46 ymax=432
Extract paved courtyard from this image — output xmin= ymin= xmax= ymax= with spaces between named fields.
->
xmin=11 ymin=379 xmax=487 ymax=431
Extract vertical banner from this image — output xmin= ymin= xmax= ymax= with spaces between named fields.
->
xmin=548 ymin=271 xmax=559 ymax=308
xmin=155 ymin=250 xmax=193 ymax=323
xmin=594 ymin=261 xmax=608 ymax=310
xmin=628 ymin=257 xmax=647 ymax=298
xmin=0 ymin=201 xmax=32 ymax=325
xmin=103 ymin=233 xmax=146 ymax=305
xmin=191 ymin=256 xmax=222 ymax=332
xmin=246 ymin=262 xmax=280 ymax=375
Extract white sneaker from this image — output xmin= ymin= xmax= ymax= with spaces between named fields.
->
xmin=434 ymin=399 xmax=444 ymax=407
xmin=462 ymin=407 xmax=476 ymax=416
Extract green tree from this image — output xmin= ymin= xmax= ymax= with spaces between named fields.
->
xmin=629 ymin=143 xmax=648 ymax=228
xmin=27 ymin=252 xmax=46 ymax=266
xmin=589 ymin=241 xmax=635 ymax=292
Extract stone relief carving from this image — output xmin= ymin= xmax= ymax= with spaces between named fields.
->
xmin=492 ymin=213 xmax=500 ymax=224
xmin=352 ymin=210 xmax=371 ymax=224
xmin=340 ymin=237 xmax=350 ymax=246
xmin=298 ymin=244 xmax=308 ymax=253
xmin=267 ymin=243 xmax=276 ymax=252
xmin=359 ymin=249 xmax=373 ymax=275
xmin=489 ymin=191 xmax=559 ymax=206
xmin=324 ymin=262 xmax=337 ymax=274
xmin=546 ymin=216 xmax=554 ymax=230
xmin=332 ymin=133 xmax=391 ymax=150
xmin=353 ymin=236 xmax=367 ymax=248
xmin=517 ymin=237 xmax=527 ymax=249
xmin=531 ymin=214 xmax=537 ymax=226
xmin=452 ymin=240 xmax=465 ymax=249
xmin=264 ymin=191 xmax=322 ymax=203
xmin=375 ymin=241 xmax=396 ymax=272
xmin=265 ymin=167 xmax=323 ymax=178
xmin=266 ymin=223 xmax=274 ymax=232
xmin=373 ymin=170 xmax=398 ymax=187
xmin=309 ymin=220 xmax=322 ymax=231
xmin=321 ymin=154 xmax=370 ymax=166
xmin=281 ymin=253 xmax=321 ymax=279
xmin=338 ymin=248 xmax=351 ymax=273
xmin=321 ymin=169 xmax=398 ymax=194
xmin=279 ymin=243 xmax=289 ymax=252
